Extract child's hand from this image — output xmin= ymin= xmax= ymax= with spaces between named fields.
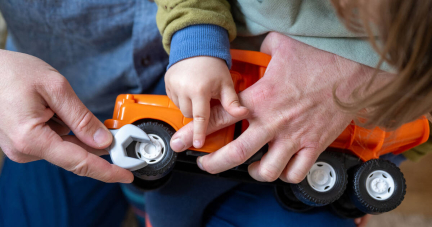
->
xmin=165 ymin=56 xmax=248 ymax=148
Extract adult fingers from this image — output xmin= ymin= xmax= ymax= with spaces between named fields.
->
xmin=170 ymin=104 xmax=245 ymax=152
xmin=220 ymin=85 xmax=248 ymax=117
xmin=279 ymin=147 xmax=321 ymax=183
xmin=61 ymin=135 xmax=109 ymax=156
xmin=197 ymin=125 xmax=272 ymax=174
xmin=192 ymin=97 xmax=210 ymax=149
xmin=37 ymin=75 xmax=112 ymax=149
xmin=39 ymin=129 xmax=133 ymax=183
xmin=179 ymin=98 xmax=192 ymax=118
xmin=248 ymin=139 xmax=298 ymax=182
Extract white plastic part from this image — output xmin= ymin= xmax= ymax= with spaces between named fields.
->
xmin=365 ymin=170 xmax=395 ymax=200
xmin=134 ymin=134 xmax=166 ymax=164
xmin=107 ymin=124 xmax=151 ymax=171
xmin=307 ymin=162 xmax=337 ymax=192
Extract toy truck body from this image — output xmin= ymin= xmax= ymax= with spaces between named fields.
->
xmin=105 ymin=50 xmax=429 ymax=218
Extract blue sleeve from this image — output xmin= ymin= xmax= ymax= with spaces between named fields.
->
xmin=167 ymin=24 xmax=231 ymax=69
xmin=380 ymin=153 xmax=407 ymax=167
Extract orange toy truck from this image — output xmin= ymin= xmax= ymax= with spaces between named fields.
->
xmin=105 ymin=50 xmax=429 ymax=219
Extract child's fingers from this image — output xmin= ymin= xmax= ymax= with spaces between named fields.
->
xmin=179 ymin=98 xmax=192 ymax=118
xmin=220 ymin=85 xmax=249 ymax=117
xmin=192 ymin=97 xmax=210 ymax=149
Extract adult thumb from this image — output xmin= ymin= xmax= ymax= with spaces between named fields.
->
xmin=39 ymin=75 xmax=112 ymax=149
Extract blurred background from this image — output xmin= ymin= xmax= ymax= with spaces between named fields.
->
xmin=0 ymin=11 xmax=5 ymax=49
xmin=0 ymin=11 xmax=431 ymax=227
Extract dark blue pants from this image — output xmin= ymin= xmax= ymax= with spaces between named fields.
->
xmin=0 ymin=156 xmax=128 ymax=227
xmin=204 ymin=184 xmax=356 ymax=227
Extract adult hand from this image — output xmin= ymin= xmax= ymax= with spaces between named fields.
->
xmin=170 ymin=32 xmax=393 ymax=183
xmin=0 ymin=50 xmax=133 ymax=183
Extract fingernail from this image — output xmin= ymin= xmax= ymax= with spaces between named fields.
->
xmin=94 ymin=128 xmax=111 ymax=147
xmin=171 ymin=138 xmax=185 ymax=151
xmin=197 ymin=157 xmax=205 ymax=171
xmin=193 ymin=140 xmax=202 ymax=148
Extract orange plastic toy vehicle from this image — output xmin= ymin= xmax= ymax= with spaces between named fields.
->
xmin=105 ymin=50 xmax=429 ymax=218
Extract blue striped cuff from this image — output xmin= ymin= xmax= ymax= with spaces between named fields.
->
xmin=168 ymin=24 xmax=231 ymax=69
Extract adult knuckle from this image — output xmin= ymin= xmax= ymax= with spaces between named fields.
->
xmin=73 ymin=110 xmax=94 ymax=134
xmin=302 ymin=147 xmax=322 ymax=161
xmin=227 ymin=142 xmax=248 ymax=164
xmin=193 ymin=84 xmax=208 ymax=95
xmin=45 ymin=67 xmax=61 ymax=78
xmin=47 ymin=74 xmax=69 ymax=95
xmin=286 ymin=171 xmax=306 ymax=184
xmin=178 ymin=83 xmax=192 ymax=92
xmin=11 ymin=135 xmax=32 ymax=156
xmin=71 ymin=157 xmax=90 ymax=177
xmin=306 ymin=143 xmax=321 ymax=152
xmin=193 ymin=115 xmax=206 ymax=123
xmin=302 ymin=138 xmax=322 ymax=151
xmin=40 ymin=76 xmax=70 ymax=105
xmin=258 ymin=166 xmax=279 ymax=182
xmin=280 ymin=112 xmax=295 ymax=126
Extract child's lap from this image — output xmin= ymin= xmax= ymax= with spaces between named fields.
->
xmin=203 ymin=183 xmax=355 ymax=227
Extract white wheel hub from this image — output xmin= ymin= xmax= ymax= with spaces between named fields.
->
xmin=307 ymin=162 xmax=337 ymax=192
xmin=365 ymin=170 xmax=395 ymax=200
xmin=135 ymin=134 xmax=166 ymax=164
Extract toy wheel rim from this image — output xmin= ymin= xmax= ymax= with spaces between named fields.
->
xmin=307 ymin=162 xmax=337 ymax=192
xmin=135 ymin=134 xmax=166 ymax=164
xmin=365 ymin=170 xmax=395 ymax=201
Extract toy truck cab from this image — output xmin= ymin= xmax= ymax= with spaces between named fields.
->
xmin=104 ymin=50 xmax=429 ymax=218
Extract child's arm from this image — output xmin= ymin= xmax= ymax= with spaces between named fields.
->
xmin=154 ymin=0 xmax=236 ymax=53
xmin=154 ymin=0 xmax=248 ymax=148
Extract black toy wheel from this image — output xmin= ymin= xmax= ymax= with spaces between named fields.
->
xmin=330 ymin=191 xmax=366 ymax=219
xmin=274 ymin=185 xmax=313 ymax=212
xmin=131 ymin=172 xmax=172 ymax=191
xmin=348 ymin=159 xmax=406 ymax=214
xmin=291 ymin=151 xmax=348 ymax=206
xmin=126 ymin=121 xmax=177 ymax=181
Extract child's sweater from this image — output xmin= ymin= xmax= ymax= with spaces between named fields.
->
xmin=154 ymin=0 xmax=393 ymax=71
